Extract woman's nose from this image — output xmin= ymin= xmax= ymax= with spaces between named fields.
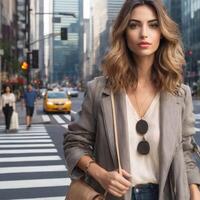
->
xmin=141 ymin=26 xmax=148 ymax=39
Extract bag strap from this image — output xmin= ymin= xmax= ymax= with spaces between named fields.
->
xmin=111 ymin=91 xmax=122 ymax=174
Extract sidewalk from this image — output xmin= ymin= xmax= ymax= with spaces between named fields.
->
xmin=0 ymin=100 xmax=43 ymax=126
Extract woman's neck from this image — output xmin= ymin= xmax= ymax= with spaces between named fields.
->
xmin=134 ymin=55 xmax=154 ymax=86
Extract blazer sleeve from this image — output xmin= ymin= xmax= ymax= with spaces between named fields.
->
xmin=63 ymin=81 xmax=96 ymax=179
xmin=182 ymin=85 xmax=200 ymax=186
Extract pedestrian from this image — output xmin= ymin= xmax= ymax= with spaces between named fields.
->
xmin=23 ymin=84 xmax=37 ymax=129
xmin=63 ymin=0 xmax=200 ymax=200
xmin=1 ymin=85 xmax=16 ymax=133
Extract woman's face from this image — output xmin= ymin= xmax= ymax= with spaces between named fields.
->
xmin=5 ymin=86 xmax=11 ymax=93
xmin=126 ymin=4 xmax=161 ymax=58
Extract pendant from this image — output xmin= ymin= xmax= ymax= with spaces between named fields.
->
xmin=137 ymin=140 xmax=150 ymax=155
xmin=136 ymin=119 xmax=148 ymax=135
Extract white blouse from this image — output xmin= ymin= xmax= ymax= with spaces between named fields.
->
xmin=126 ymin=93 xmax=160 ymax=186
xmin=1 ymin=93 xmax=16 ymax=110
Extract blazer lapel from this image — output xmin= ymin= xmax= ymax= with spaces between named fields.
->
xmin=159 ymin=91 xmax=181 ymax=196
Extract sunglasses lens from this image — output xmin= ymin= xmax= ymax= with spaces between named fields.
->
xmin=137 ymin=140 xmax=150 ymax=155
xmin=136 ymin=119 xmax=148 ymax=135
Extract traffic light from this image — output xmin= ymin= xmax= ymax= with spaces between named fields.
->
xmin=21 ymin=61 xmax=29 ymax=70
xmin=32 ymin=50 xmax=39 ymax=68
xmin=61 ymin=27 xmax=68 ymax=40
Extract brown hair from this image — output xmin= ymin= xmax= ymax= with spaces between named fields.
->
xmin=102 ymin=0 xmax=185 ymax=93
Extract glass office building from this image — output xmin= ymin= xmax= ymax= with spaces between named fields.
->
xmin=51 ymin=0 xmax=82 ymax=83
xmin=163 ymin=0 xmax=200 ymax=85
xmin=107 ymin=0 xmax=124 ymax=21
xmin=182 ymin=0 xmax=200 ymax=84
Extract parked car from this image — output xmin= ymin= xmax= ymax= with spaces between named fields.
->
xmin=67 ymin=87 xmax=79 ymax=97
xmin=43 ymin=91 xmax=72 ymax=113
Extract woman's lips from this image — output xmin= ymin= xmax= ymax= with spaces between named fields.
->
xmin=138 ymin=42 xmax=151 ymax=48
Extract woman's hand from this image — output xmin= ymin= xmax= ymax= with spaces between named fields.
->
xmin=190 ymin=184 xmax=200 ymax=200
xmin=98 ymin=169 xmax=132 ymax=197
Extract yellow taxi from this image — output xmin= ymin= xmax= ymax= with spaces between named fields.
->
xmin=43 ymin=91 xmax=72 ymax=113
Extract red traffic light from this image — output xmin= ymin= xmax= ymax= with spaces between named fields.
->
xmin=21 ymin=61 xmax=29 ymax=70
xmin=188 ymin=50 xmax=192 ymax=56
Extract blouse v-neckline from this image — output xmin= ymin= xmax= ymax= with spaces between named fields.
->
xmin=126 ymin=92 xmax=160 ymax=120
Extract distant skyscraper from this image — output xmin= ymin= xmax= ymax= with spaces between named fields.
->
xmin=181 ymin=0 xmax=200 ymax=85
xmin=51 ymin=0 xmax=82 ymax=83
xmin=107 ymin=0 xmax=124 ymax=21
xmin=163 ymin=0 xmax=182 ymax=30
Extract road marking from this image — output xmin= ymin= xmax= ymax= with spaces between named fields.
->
xmin=0 ymin=125 xmax=46 ymax=128
xmin=71 ymin=110 xmax=77 ymax=114
xmin=0 ymin=139 xmax=52 ymax=143
xmin=0 ymin=144 xmax=55 ymax=148
xmin=0 ymin=133 xmax=48 ymax=136
xmin=0 ymin=165 xmax=67 ymax=174
xmin=0 ymin=136 xmax=50 ymax=139
xmin=16 ymin=130 xmax=48 ymax=133
xmin=0 ymin=149 xmax=57 ymax=154
xmin=195 ymin=128 xmax=200 ymax=132
xmin=42 ymin=114 xmax=51 ymax=122
xmin=64 ymin=114 xmax=71 ymax=121
xmin=0 ymin=178 xmax=71 ymax=189
xmin=195 ymin=114 xmax=200 ymax=120
xmin=15 ymin=197 xmax=66 ymax=200
xmin=52 ymin=115 xmax=65 ymax=124
xmin=0 ymin=155 xmax=61 ymax=162
xmin=62 ymin=124 xmax=69 ymax=130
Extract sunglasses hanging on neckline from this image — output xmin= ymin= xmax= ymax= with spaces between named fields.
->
xmin=135 ymin=119 xmax=150 ymax=155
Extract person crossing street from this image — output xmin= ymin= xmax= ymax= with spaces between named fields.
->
xmin=23 ymin=84 xmax=37 ymax=129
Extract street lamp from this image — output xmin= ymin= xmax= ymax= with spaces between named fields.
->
xmin=0 ymin=49 xmax=4 ymax=96
xmin=35 ymin=12 xmax=76 ymax=18
xmin=34 ymin=11 xmax=76 ymax=84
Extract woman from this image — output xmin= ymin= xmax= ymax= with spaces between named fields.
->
xmin=1 ymin=85 xmax=16 ymax=133
xmin=63 ymin=0 xmax=200 ymax=199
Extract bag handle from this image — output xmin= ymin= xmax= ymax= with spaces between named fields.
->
xmin=111 ymin=91 xmax=122 ymax=174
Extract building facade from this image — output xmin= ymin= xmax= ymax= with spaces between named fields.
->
xmin=182 ymin=0 xmax=200 ymax=85
xmin=0 ymin=0 xmax=17 ymax=80
xmin=164 ymin=0 xmax=200 ymax=86
xmin=86 ymin=0 xmax=124 ymax=81
xmin=50 ymin=0 xmax=82 ymax=84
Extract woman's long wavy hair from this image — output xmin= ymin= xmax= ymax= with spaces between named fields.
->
xmin=102 ymin=0 xmax=185 ymax=93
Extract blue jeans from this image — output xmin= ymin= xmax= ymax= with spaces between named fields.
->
xmin=131 ymin=183 xmax=159 ymax=200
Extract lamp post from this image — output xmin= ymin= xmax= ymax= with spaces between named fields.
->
xmin=26 ymin=10 xmax=76 ymax=85
xmin=34 ymin=11 xmax=76 ymax=84
xmin=35 ymin=12 xmax=76 ymax=18
xmin=0 ymin=49 xmax=4 ymax=96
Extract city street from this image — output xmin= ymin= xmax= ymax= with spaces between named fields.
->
xmin=0 ymin=93 xmax=200 ymax=199
xmin=0 ymin=93 xmax=83 ymax=200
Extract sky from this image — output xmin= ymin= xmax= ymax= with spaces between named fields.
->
xmin=84 ymin=0 xmax=90 ymax=19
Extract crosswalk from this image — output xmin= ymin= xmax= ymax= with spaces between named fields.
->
xmin=0 ymin=124 xmax=70 ymax=200
xmin=195 ymin=114 xmax=200 ymax=132
xmin=41 ymin=114 xmax=72 ymax=127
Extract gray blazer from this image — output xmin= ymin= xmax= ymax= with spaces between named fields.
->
xmin=63 ymin=76 xmax=200 ymax=200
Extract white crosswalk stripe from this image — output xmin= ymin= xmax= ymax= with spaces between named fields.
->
xmin=41 ymin=113 xmax=74 ymax=125
xmin=195 ymin=114 xmax=200 ymax=133
xmin=0 ymin=124 xmax=69 ymax=200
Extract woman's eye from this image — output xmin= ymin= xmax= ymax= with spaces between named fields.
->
xmin=128 ymin=23 xmax=138 ymax=29
xmin=149 ymin=23 xmax=159 ymax=28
